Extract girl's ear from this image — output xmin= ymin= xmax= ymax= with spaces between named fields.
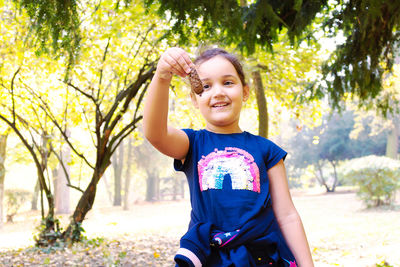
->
xmin=190 ymin=92 xmax=199 ymax=108
xmin=243 ymin=84 xmax=250 ymax=102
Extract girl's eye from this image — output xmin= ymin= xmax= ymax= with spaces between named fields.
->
xmin=203 ymin=84 xmax=211 ymax=90
xmin=224 ymin=81 xmax=234 ymax=86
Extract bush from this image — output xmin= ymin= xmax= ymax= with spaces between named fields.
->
xmin=343 ymin=156 xmax=400 ymax=207
xmin=5 ymin=189 xmax=32 ymax=222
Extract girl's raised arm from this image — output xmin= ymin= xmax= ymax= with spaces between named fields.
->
xmin=143 ymin=48 xmax=194 ymax=160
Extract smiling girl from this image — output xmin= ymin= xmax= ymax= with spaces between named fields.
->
xmin=143 ymin=47 xmax=313 ymax=267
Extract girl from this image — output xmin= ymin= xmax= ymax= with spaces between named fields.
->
xmin=143 ymin=47 xmax=314 ymax=267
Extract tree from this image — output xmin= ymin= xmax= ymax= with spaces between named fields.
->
xmin=245 ymin=39 xmax=323 ymax=137
xmin=1 ymin=1 xmax=81 ymax=241
xmin=0 ymin=66 xmax=69 ymax=243
xmin=319 ymin=1 xmax=400 ymax=113
xmin=289 ymin=110 xmax=387 ymax=191
xmin=147 ymin=0 xmax=400 ymax=113
xmin=1 ymin=0 xmax=166 ymax=246
xmin=349 ymin=61 xmax=400 ymax=159
xmin=0 ymin=76 xmax=59 ymax=238
xmin=0 ymin=22 xmax=65 ymax=232
xmin=351 ymin=108 xmax=399 ymax=160
xmin=39 ymin=13 xmax=159 ymax=245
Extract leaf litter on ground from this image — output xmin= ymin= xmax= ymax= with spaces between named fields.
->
xmin=0 ymin=234 xmax=179 ymax=266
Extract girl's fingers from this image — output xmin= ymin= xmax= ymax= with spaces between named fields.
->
xmin=164 ymin=54 xmax=186 ymax=77
xmin=176 ymin=49 xmax=195 ymax=71
xmin=164 ymin=48 xmax=194 ymax=77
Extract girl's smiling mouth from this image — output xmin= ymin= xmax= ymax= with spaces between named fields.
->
xmin=211 ymin=102 xmax=230 ymax=109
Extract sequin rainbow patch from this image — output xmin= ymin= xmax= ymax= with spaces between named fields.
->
xmin=198 ymin=147 xmax=260 ymax=193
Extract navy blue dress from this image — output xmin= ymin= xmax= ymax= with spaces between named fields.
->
xmin=174 ymin=129 xmax=297 ymax=267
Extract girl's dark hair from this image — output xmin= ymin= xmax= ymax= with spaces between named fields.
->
xmin=194 ymin=48 xmax=247 ymax=86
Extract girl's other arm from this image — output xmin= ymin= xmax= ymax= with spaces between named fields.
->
xmin=143 ymin=48 xmax=194 ymax=160
xmin=268 ymin=160 xmax=314 ymax=267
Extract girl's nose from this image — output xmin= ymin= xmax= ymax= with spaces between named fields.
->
xmin=212 ymin=84 xmax=225 ymax=96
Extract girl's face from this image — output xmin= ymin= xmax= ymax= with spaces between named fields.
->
xmin=191 ymin=55 xmax=249 ymax=133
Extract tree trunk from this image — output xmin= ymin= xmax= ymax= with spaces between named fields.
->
xmin=123 ymin=136 xmax=132 ymax=210
xmin=329 ymin=161 xmax=338 ymax=192
xmin=172 ymin=176 xmax=179 ymax=201
xmin=63 ymin=178 xmax=99 ymax=242
xmin=102 ymin=173 xmax=113 ymax=204
xmin=31 ymin=178 xmax=40 ymax=210
xmin=32 ymin=134 xmax=58 ymax=247
xmin=63 ymin=157 xmax=111 ymax=242
xmin=181 ymin=178 xmax=185 ymax=199
xmin=146 ymin=172 xmax=158 ymax=202
xmin=314 ymin=161 xmax=331 ymax=192
xmin=252 ymin=70 xmax=268 ymax=138
xmin=386 ymin=118 xmax=399 ymax=159
xmin=39 ymin=134 xmax=54 ymax=218
xmin=72 ymin=179 xmax=98 ymax=223
xmin=54 ymin=144 xmax=71 ymax=214
xmin=0 ymin=134 xmax=8 ymax=228
xmin=112 ymin=140 xmax=124 ymax=206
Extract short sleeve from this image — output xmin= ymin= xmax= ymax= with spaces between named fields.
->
xmin=173 ymin=128 xmax=196 ymax=172
xmin=264 ymin=140 xmax=287 ymax=170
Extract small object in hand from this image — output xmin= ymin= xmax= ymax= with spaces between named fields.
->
xmin=188 ymin=67 xmax=203 ymax=95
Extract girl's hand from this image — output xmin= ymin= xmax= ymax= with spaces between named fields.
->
xmin=156 ymin=47 xmax=194 ymax=80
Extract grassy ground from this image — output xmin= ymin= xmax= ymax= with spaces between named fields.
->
xmin=0 ymin=188 xmax=399 ymax=266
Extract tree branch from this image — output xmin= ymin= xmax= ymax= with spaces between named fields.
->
xmin=0 ymin=113 xmax=52 ymax=201
xmin=72 ymin=90 xmax=97 ymax=147
xmin=22 ymin=83 xmax=95 ymax=169
xmin=104 ymin=62 xmax=155 ymax=134
xmin=66 ymin=81 xmax=97 ymax=103
xmin=109 ymin=115 xmax=142 ymax=155
xmin=98 ymin=37 xmax=111 ymax=92
xmin=49 ymin=143 xmax=84 ymax=193
xmin=133 ymin=82 xmax=149 ymax=121
xmin=10 ymin=67 xmax=21 ymax=124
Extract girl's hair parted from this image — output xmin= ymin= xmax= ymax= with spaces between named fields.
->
xmin=194 ymin=48 xmax=247 ymax=86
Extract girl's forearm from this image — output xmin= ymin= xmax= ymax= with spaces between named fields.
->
xmin=143 ymin=71 xmax=171 ymax=143
xmin=277 ymin=212 xmax=314 ymax=267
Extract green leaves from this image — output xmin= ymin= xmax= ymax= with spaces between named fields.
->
xmin=319 ymin=0 xmax=400 ymax=114
xmin=12 ymin=0 xmax=81 ymax=71
xmin=293 ymin=0 xmax=303 ymax=12
xmin=147 ymin=0 xmax=326 ymax=54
